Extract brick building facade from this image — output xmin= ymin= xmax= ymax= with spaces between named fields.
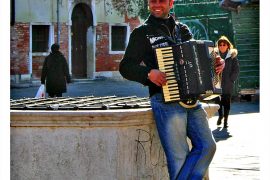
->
xmin=95 ymin=15 xmax=140 ymax=72
xmin=10 ymin=0 xmax=141 ymax=83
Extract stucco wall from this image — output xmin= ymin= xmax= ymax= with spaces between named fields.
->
xmin=11 ymin=124 xmax=168 ymax=180
xmin=15 ymin=0 xmax=69 ymax=23
xmin=15 ymin=0 xmax=135 ymax=24
xmin=11 ymin=109 xmax=169 ymax=180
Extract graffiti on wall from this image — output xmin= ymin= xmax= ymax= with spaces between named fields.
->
xmin=182 ymin=19 xmax=209 ymax=40
xmin=135 ymin=128 xmax=169 ymax=179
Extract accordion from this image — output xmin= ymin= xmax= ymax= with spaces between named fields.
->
xmin=155 ymin=40 xmax=222 ymax=103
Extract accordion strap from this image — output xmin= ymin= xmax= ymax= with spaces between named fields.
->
xmin=179 ymin=100 xmax=199 ymax=109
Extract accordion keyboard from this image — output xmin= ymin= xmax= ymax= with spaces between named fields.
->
xmin=156 ymin=47 xmax=181 ymax=102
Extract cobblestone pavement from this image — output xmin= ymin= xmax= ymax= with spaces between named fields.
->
xmin=10 ymin=79 xmax=266 ymax=179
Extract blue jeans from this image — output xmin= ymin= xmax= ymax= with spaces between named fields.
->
xmin=150 ymin=93 xmax=216 ymax=180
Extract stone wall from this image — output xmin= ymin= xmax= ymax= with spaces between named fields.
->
xmin=10 ymin=104 xmax=218 ymax=179
xmin=11 ymin=109 xmax=169 ymax=180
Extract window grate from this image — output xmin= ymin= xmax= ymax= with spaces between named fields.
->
xmin=111 ymin=26 xmax=127 ymax=51
xmin=32 ymin=25 xmax=50 ymax=52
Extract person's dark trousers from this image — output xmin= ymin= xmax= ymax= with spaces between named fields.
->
xmin=215 ymin=96 xmax=223 ymax=125
xmin=222 ymin=94 xmax=232 ymax=128
xmin=217 ymin=94 xmax=232 ymax=128
xmin=220 ymin=0 xmax=242 ymax=8
xmin=219 ymin=0 xmax=242 ymax=13
xmin=48 ymin=93 xmax=62 ymax=98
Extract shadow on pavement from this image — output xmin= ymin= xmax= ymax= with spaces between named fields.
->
xmin=212 ymin=127 xmax=233 ymax=142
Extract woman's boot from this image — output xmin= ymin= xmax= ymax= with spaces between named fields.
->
xmin=223 ymin=118 xmax=228 ymax=128
xmin=223 ymin=108 xmax=230 ymax=128
xmin=217 ymin=116 xmax=223 ymax=125
xmin=217 ymin=107 xmax=223 ymax=125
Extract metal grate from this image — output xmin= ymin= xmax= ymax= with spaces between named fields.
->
xmin=10 ymin=96 xmax=151 ymax=110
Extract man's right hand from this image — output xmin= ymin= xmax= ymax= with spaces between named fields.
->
xmin=148 ymin=69 xmax=167 ymax=87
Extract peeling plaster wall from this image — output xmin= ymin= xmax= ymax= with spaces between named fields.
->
xmin=15 ymin=0 xmax=69 ymax=23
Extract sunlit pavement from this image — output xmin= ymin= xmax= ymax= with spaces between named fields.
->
xmin=208 ymin=111 xmax=261 ymax=180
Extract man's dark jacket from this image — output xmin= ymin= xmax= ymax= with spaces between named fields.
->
xmin=119 ymin=14 xmax=192 ymax=97
xmin=41 ymin=51 xmax=71 ymax=94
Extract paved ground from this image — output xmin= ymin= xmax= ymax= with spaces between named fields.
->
xmin=208 ymin=112 xmax=260 ymax=180
xmin=10 ymin=79 xmax=149 ymax=99
xmin=10 ymin=79 xmax=267 ymax=179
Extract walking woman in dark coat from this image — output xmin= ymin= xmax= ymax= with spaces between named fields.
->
xmin=41 ymin=43 xmax=71 ymax=97
xmin=214 ymin=36 xmax=240 ymax=128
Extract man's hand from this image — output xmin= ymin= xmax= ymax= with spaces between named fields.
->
xmin=148 ymin=69 xmax=167 ymax=87
xmin=215 ymin=56 xmax=225 ymax=75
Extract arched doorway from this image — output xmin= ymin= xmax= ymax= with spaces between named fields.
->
xmin=71 ymin=3 xmax=93 ymax=78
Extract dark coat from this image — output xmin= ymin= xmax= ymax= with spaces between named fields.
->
xmin=214 ymin=48 xmax=240 ymax=95
xmin=41 ymin=51 xmax=71 ymax=94
xmin=119 ymin=14 xmax=192 ymax=97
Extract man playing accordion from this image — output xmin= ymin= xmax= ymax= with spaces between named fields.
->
xmin=119 ymin=0 xmax=225 ymax=179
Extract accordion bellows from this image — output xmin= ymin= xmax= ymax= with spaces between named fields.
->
xmin=155 ymin=40 xmax=222 ymax=103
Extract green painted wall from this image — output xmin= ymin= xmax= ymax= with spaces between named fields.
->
xmin=173 ymin=1 xmax=260 ymax=94
xmin=174 ymin=2 xmax=233 ymax=43
xmin=174 ymin=1 xmax=223 ymax=18
xmin=232 ymin=5 xmax=259 ymax=92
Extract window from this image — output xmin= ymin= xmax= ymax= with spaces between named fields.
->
xmin=32 ymin=25 xmax=50 ymax=52
xmin=110 ymin=25 xmax=129 ymax=54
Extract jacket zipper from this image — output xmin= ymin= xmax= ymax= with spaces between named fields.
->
xmin=161 ymin=24 xmax=176 ymax=42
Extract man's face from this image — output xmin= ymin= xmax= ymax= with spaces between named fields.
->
xmin=148 ymin=0 xmax=174 ymax=19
